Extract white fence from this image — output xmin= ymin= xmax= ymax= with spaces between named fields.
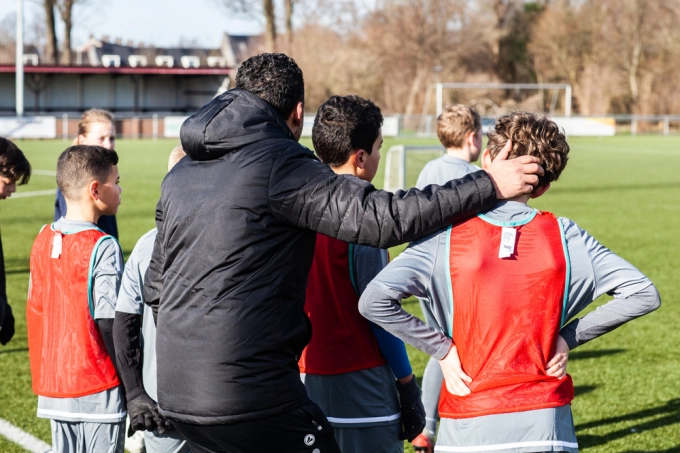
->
xmin=0 ymin=117 xmax=56 ymax=139
xmin=3 ymin=114 xmax=680 ymax=139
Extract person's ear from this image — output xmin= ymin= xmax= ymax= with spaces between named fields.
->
xmin=76 ymin=135 xmax=86 ymax=145
xmin=481 ymin=148 xmax=492 ymax=170
xmin=353 ymin=150 xmax=366 ymax=169
xmin=466 ymin=131 xmax=476 ymax=147
xmin=290 ymin=102 xmax=303 ymax=127
xmin=530 ymin=182 xmax=551 ymax=199
xmin=89 ymin=180 xmax=101 ymax=201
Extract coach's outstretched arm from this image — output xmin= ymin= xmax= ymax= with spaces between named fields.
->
xmin=269 ymin=140 xmax=542 ymax=249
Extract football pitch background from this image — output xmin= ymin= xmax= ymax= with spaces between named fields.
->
xmin=0 ymin=135 xmax=678 ymax=452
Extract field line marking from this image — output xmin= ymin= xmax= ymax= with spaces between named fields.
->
xmin=0 ymin=418 xmax=51 ymax=453
xmin=11 ymin=189 xmax=57 ymax=199
xmin=32 ymin=170 xmax=56 ymax=177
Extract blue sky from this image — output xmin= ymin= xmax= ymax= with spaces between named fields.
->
xmin=0 ymin=0 xmax=262 ymax=48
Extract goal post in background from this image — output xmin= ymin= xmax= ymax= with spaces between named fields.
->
xmin=433 ymin=82 xmax=572 ymax=118
xmin=412 ymin=82 xmax=573 ymax=137
xmin=384 ymin=145 xmax=446 ymax=192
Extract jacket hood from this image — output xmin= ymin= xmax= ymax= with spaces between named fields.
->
xmin=180 ymin=88 xmax=296 ymax=161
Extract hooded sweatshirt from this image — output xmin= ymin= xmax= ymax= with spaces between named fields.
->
xmin=143 ymin=88 xmax=498 ymax=424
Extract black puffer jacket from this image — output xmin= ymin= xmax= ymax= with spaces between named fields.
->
xmin=144 ymin=88 xmax=497 ymax=424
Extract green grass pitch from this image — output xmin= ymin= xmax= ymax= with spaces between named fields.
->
xmin=0 ymin=135 xmax=678 ymax=452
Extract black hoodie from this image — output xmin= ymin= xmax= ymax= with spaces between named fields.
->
xmin=144 ymin=88 xmax=497 ymax=424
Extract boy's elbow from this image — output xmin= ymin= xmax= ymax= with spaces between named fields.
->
xmin=358 ymin=286 xmax=381 ymax=322
xmin=358 ymin=294 xmax=372 ymax=320
xmin=646 ymin=284 xmax=662 ymax=313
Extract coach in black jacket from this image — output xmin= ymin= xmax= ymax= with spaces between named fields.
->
xmin=144 ymin=54 xmax=542 ymax=452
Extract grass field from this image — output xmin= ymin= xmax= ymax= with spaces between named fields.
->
xmin=0 ymin=135 xmax=678 ymax=452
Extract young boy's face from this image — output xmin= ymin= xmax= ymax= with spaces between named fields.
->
xmin=95 ymin=164 xmax=122 ymax=215
xmin=357 ymin=131 xmax=383 ymax=183
xmin=0 ymin=176 xmax=17 ymax=200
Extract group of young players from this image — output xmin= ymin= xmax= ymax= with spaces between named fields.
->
xmin=10 ymin=51 xmax=660 ymax=453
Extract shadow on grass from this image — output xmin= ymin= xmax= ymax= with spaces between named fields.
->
xmin=574 ymin=385 xmax=596 ymax=397
xmin=6 ymin=268 xmax=29 ymax=275
xmin=551 ymin=181 xmax=680 ymax=195
xmin=570 ymin=349 xmax=625 ymax=361
xmin=0 ymin=347 xmax=28 ymax=355
xmin=576 ymin=399 xmax=680 ymax=447
xmin=620 ymin=449 xmax=680 ymax=453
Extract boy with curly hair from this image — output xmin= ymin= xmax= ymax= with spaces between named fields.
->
xmin=359 ymin=111 xmax=660 ymax=452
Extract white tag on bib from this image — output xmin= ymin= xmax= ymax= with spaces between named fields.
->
xmin=51 ymin=233 xmax=62 ymax=259
xmin=499 ymin=227 xmax=516 ymax=258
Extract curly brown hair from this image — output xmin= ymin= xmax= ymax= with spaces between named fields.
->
xmin=487 ymin=112 xmax=569 ymax=189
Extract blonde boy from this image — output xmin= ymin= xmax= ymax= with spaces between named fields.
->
xmin=413 ymin=104 xmax=483 ymax=450
xmin=415 ymin=104 xmax=482 ymax=189
xmin=27 ymin=145 xmax=125 ymax=453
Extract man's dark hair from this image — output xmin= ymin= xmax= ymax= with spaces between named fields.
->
xmin=235 ymin=53 xmax=305 ymax=120
xmin=312 ymin=95 xmax=383 ymax=166
xmin=57 ymin=145 xmax=118 ymax=200
xmin=0 ymin=137 xmax=31 ymax=185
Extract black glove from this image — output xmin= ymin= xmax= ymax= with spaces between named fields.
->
xmin=395 ymin=375 xmax=426 ymax=442
xmin=126 ymin=393 xmax=165 ymax=437
xmin=0 ymin=303 xmax=15 ymax=346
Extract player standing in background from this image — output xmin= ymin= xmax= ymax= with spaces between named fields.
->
xmin=412 ymin=105 xmax=483 ymax=452
xmin=27 ymin=145 xmax=126 ymax=453
xmin=300 ymin=95 xmax=425 ymax=452
xmin=360 ymin=112 xmax=661 ymax=453
xmin=55 ymin=109 xmax=118 ymax=239
xmin=113 ymin=145 xmax=188 ymax=453
xmin=0 ymin=137 xmax=31 ymax=348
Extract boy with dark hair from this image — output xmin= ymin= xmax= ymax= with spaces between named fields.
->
xmin=360 ymin=111 xmax=660 ymax=453
xmin=301 ymin=95 xmax=424 ymax=453
xmin=0 ymin=137 xmax=31 ymax=347
xmin=27 ymin=145 xmax=126 ymax=453
xmin=413 ymin=105 xmax=484 ymax=451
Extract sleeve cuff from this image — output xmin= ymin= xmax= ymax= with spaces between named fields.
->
xmin=560 ymin=319 xmax=580 ymax=350
xmin=432 ymin=337 xmax=453 ymax=361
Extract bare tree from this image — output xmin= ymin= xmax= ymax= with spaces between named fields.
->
xmin=529 ymin=0 xmax=603 ymax=114
xmin=263 ymin=0 xmax=276 ymax=52
xmin=43 ymin=0 xmax=58 ymax=64
xmin=600 ymin=0 xmax=680 ymax=112
xmin=216 ymin=0 xmax=277 ymax=53
xmin=56 ymin=0 xmax=74 ymax=65
xmin=284 ymin=0 xmax=296 ymax=53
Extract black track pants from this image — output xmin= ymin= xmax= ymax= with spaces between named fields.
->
xmin=173 ymin=401 xmax=342 ymax=453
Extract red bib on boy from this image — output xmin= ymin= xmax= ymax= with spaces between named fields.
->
xmin=439 ymin=211 xmax=574 ymax=419
xmin=27 ymin=225 xmax=120 ymax=398
xmin=299 ymin=234 xmax=386 ymax=374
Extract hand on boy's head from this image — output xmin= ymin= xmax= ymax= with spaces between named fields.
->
xmin=439 ymin=343 xmax=472 ymax=397
xmin=484 ymin=139 xmax=544 ymax=200
xmin=546 ymin=334 xmax=569 ymax=380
